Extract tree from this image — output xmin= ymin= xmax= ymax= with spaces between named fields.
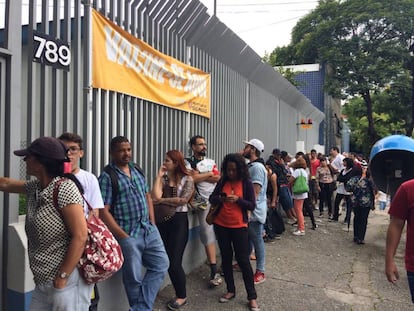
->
xmin=267 ymin=0 xmax=414 ymax=147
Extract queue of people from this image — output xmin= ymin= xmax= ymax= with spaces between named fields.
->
xmin=2 ymin=132 xmax=404 ymax=310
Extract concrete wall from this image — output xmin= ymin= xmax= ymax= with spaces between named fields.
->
xmin=7 ymin=213 xmax=212 ymax=310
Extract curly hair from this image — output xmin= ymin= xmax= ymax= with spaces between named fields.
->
xmin=220 ymin=153 xmax=250 ymax=181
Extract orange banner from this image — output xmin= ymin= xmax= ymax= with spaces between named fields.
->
xmin=92 ymin=9 xmax=211 ymax=118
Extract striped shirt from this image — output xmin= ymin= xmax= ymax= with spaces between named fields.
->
xmin=99 ymin=162 xmax=150 ymax=238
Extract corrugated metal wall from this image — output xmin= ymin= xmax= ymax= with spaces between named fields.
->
xmin=1 ymin=0 xmax=326 ymax=307
xmin=8 ymin=0 xmax=324 ymax=185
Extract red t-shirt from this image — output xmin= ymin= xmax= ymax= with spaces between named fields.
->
xmin=214 ymin=180 xmax=246 ymax=228
xmin=310 ymin=158 xmax=320 ymax=177
xmin=389 ymin=179 xmax=414 ymax=272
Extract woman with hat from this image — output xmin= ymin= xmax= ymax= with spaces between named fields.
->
xmin=0 ymin=137 xmax=91 ymax=310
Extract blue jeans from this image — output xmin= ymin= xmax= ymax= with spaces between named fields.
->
xmin=407 ymin=271 xmax=414 ymax=303
xmin=248 ymin=221 xmax=265 ymax=272
xmin=119 ymin=223 xmax=169 ymax=311
xmin=29 ymin=268 xmax=92 ymax=311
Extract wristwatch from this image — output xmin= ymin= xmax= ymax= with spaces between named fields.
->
xmin=57 ymin=271 xmax=70 ymax=279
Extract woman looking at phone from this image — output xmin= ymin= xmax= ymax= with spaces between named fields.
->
xmin=209 ymin=153 xmax=259 ymax=311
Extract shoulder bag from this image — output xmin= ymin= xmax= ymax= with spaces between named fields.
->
xmin=188 ymin=187 xmax=208 ymax=211
xmin=154 ymin=174 xmax=178 ymax=224
xmin=292 ymin=170 xmax=309 ymax=195
xmin=206 ymin=203 xmax=221 ymax=225
xmin=53 ymin=179 xmax=124 ymax=284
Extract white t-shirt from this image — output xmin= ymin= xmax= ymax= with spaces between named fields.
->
xmin=292 ymin=168 xmax=309 ymax=200
xmin=75 ymin=169 xmax=104 ymax=217
xmin=331 ymin=154 xmax=345 ymax=172
xmin=377 ymin=191 xmax=387 ymax=202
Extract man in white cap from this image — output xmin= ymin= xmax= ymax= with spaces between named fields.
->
xmin=242 ymin=139 xmax=268 ymax=285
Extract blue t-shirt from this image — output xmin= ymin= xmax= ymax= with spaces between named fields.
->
xmin=248 ymin=161 xmax=268 ymax=224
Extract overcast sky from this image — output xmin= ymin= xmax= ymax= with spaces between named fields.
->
xmin=199 ymin=0 xmax=319 ymax=57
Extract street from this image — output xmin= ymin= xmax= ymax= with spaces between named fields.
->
xmin=154 ymin=210 xmax=412 ymax=311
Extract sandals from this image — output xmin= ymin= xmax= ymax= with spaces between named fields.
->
xmin=219 ymin=292 xmax=236 ymax=303
xmin=248 ymin=300 xmax=260 ymax=311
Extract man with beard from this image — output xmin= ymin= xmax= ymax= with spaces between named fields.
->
xmin=185 ymin=135 xmax=223 ymax=287
xmin=243 ymin=139 xmax=268 ymax=284
xmin=98 ymin=136 xmax=169 ymax=311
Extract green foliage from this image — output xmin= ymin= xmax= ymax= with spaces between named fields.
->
xmin=275 ymin=67 xmax=304 ymax=87
xmin=265 ymin=0 xmax=414 ymax=147
xmin=19 ymin=194 xmax=26 ymax=215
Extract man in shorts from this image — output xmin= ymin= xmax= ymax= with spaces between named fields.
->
xmin=185 ymin=135 xmax=223 ymax=287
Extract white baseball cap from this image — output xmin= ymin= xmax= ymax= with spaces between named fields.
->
xmin=243 ymin=139 xmax=264 ymax=153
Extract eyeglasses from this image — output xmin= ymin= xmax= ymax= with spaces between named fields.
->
xmin=67 ymin=146 xmax=81 ymax=153
xmin=196 ymin=143 xmax=207 ymax=147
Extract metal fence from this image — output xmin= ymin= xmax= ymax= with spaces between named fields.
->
xmin=1 ymin=0 xmax=324 ymax=307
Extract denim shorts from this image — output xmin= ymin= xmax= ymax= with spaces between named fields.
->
xmin=29 ymin=268 xmax=92 ymax=311
xmin=278 ymin=186 xmax=293 ymax=211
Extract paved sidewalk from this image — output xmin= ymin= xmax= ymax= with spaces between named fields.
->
xmin=153 ymin=210 xmax=412 ymax=311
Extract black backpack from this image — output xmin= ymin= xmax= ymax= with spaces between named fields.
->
xmin=103 ymin=164 xmax=145 ymax=205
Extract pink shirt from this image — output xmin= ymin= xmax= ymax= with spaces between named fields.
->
xmin=310 ymin=158 xmax=320 ymax=177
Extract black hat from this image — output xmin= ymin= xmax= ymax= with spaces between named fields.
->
xmin=272 ymin=148 xmax=281 ymax=155
xmin=14 ymin=137 xmax=68 ymax=160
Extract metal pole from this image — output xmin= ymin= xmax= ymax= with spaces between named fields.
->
xmin=82 ymin=0 xmax=92 ymax=171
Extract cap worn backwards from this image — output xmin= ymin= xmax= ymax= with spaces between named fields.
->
xmin=14 ymin=137 xmax=68 ymax=161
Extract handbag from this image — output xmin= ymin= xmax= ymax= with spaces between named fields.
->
xmin=292 ymin=171 xmax=309 ymax=194
xmin=53 ymin=179 xmax=124 ymax=284
xmin=154 ymin=175 xmax=177 ymax=224
xmin=206 ymin=203 xmax=221 ymax=225
xmin=188 ymin=188 xmax=208 ymax=211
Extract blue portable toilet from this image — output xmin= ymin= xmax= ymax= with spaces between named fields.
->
xmin=369 ymin=135 xmax=414 ymax=197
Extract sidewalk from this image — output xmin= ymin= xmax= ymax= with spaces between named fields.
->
xmin=153 ymin=210 xmax=412 ymax=311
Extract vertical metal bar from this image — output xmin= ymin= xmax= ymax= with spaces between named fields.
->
xmin=3 ymin=0 xmax=22 ymax=309
xmin=27 ymin=0 xmax=36 ymax=141
xmin=51 ymin=0 xmax=59 ymax=136
xmin=83 ymin=0 xmax=93 ymax=170
xmin=61 ymin=0 xmax=71 ymax=131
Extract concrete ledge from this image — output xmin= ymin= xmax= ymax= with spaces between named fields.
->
xmin=7 ymin=213 xmax=210 ymax=311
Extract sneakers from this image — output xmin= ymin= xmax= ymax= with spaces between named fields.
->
xmin=254 ymin=271 xmax=266 ymax=284
xmin=263 ymin=235 xmax=277 ymax=243
xmin=209 ymin=273 xmax=223 ymax=287
xmin=292 ymin=230 xmax=305 ymax=236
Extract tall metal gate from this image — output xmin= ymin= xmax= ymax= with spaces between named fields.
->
xmin=1 ymin=1 xmax=324 ymax=309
